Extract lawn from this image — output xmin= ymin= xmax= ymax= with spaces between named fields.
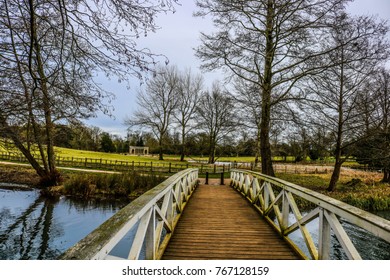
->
xmin=54 ymin=147 xmax=182 ymax=163
xmin=0 ymin=144 xmax=186 ymax=164
xmin=276 ymin=170 xmax=390 ymax=211
xmin=1 ymin=139 xmax=361 ymax=166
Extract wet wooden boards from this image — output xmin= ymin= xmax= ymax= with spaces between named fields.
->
xmin=162 ymin=182 xmax=300 ymax=260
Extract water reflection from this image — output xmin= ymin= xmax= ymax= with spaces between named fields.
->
xmin=283 ymin=212 xmax=390 ymax=260
xmin=0 ymin=187 xmax=128 ymax=260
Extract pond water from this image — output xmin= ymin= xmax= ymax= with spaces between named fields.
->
xmin=284 ymin=210 xmax=390 ymax=260
xmin=0 ymin=186 xmax=128 ymax=260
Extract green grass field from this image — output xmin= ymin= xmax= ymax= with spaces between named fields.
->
xmin=1 ymin=144 xmax=257 ymax=164
xmin=0 ymin=144 xmax=187 ymax=164
xmin=1 ymin=141 xmax=359 ymax=166
xmin=54 ymin=147 xmax=181 ymax=162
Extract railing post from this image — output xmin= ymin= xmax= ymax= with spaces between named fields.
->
xmin=281 ymin=190 xmax=289 ymax=231
xmin=205 ymin=172 xmax=209 ymax=185
xmin=220 ymin=172 xmax=224 ymax=185
xmin=318 ymin=208 xmax=331 ymax=260
xmin=145 ymin=206 xmax=156 ymax=260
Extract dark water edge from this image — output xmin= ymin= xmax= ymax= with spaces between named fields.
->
xmin=0 ymin=186 xmax=128 ymax=260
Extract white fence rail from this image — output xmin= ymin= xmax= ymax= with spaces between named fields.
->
xmin=230 ymin=169 xmax=390 ymax=260
xmin=60 ymin=168 xmax=198 ymax=260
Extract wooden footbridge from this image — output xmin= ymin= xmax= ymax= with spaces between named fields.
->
xmin=60 ymin=169 xmax=390 ymax=260
xmin=162 ymin=181 xmax=298 ymax=260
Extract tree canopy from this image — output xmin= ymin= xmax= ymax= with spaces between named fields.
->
xmin=0 ymin=0 xmax=178 ymax=185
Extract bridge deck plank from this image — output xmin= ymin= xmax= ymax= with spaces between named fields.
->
xmin=162 ymin=180 xmax=300 ymax=260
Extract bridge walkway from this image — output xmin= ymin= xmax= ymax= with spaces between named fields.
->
xmin=162 ymin=179 xmax=300 ymax=260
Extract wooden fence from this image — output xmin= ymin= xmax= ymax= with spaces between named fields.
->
xmin=3 ymin=151 xmax=380 ymax=176
xmin=0 ymin=152 xmax=230 ymax=175
xmin=234 ymin=162 xmax=332 ymax=174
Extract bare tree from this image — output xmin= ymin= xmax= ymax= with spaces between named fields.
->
xmin=232 ymin=79 xmax=262 ymax=165
xmin=173 ymin=69 xmax=203 ymax=161
xmin=354 ymin=68 xmax=390 ymax=182
xmin=125 ymin=65 xmax=179 ymax=160
xmin=368 ymin=68 xmax=390 ymax=132
xmin=0 ymin=0 xmax=177 ymax=185
xmin=195 ymin=0 xmax=350 ymax=176
xmin=302 ymin=13 xmax=389 ymax=191
xmin=196 ymin=82 xmax=237 ymax=163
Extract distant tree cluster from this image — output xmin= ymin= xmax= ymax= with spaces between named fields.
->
xmin=125 ymin=65 xmax=239 ymax=163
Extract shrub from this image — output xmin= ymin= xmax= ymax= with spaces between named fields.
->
xmin=64 ymin=174 xmax=95 ymax=198
xmin=63 ymin=172 xmax=166 ymax=199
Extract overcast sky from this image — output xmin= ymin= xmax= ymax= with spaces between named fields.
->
xmin=85 ymin=0 xmax=390 ymax=137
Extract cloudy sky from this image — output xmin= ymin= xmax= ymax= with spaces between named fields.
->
xmin=85 ymin=0 xmax=390 ymax=137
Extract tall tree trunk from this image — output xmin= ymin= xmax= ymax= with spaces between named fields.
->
xmin=260 ymin=0 xmax=275 ymax=177
xmin=158 ymin=137 xmax=164 ymax=160
xmin=0 ymin=117 xmax=47 ymax=178
xmin=5 ymin=0 xmax=51 ymax=182
xmin=208 ymin=136 xmax=215 ymax=164
xmin=254 ymin=128 xmax=261 ymax=167
xmin=260 ymin=99 xmax=275 ymax=176
xmin=180 ymin=126 xmax=185 ymax=161
xmin=328 ymin=151 xmax=342 ymax=191
xmin=328 ymin=52 xmax=345 ymax=192
xmin=29 ymin=0 xmax=59 ymax=186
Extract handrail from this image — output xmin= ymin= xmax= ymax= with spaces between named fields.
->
xmin=59 ymin=168 xmax=199 ymax=260
xmin=230 ymin=169 xmax=390 ymax=260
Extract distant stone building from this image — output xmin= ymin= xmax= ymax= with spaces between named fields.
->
xmin=129 ymin=146 xmax=149 ymax=155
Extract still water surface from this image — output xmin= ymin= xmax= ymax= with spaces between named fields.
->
xmin=0 ymin=186 xmax=128 ymax=259
xmin=285 ymin=211 xmax=390 ymax=260
xmin=1 ymin=186 xmax=389 ymax=260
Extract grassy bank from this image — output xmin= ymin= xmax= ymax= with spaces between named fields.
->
xmin=0 ymin=164 xmax=41 ymax=186
xmin=0 ymin=163 xmax=166 ymax=200
xmin=277 ymin=170 xmax=390 ymax=212
xmin=61 ymin=172 xmax=166 ymax=199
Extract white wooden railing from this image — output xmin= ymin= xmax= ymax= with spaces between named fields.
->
xmin=60 ymin=168 xmax=198 ymax=260
xmin=230 ymin=169 xmax=390 ymax=260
